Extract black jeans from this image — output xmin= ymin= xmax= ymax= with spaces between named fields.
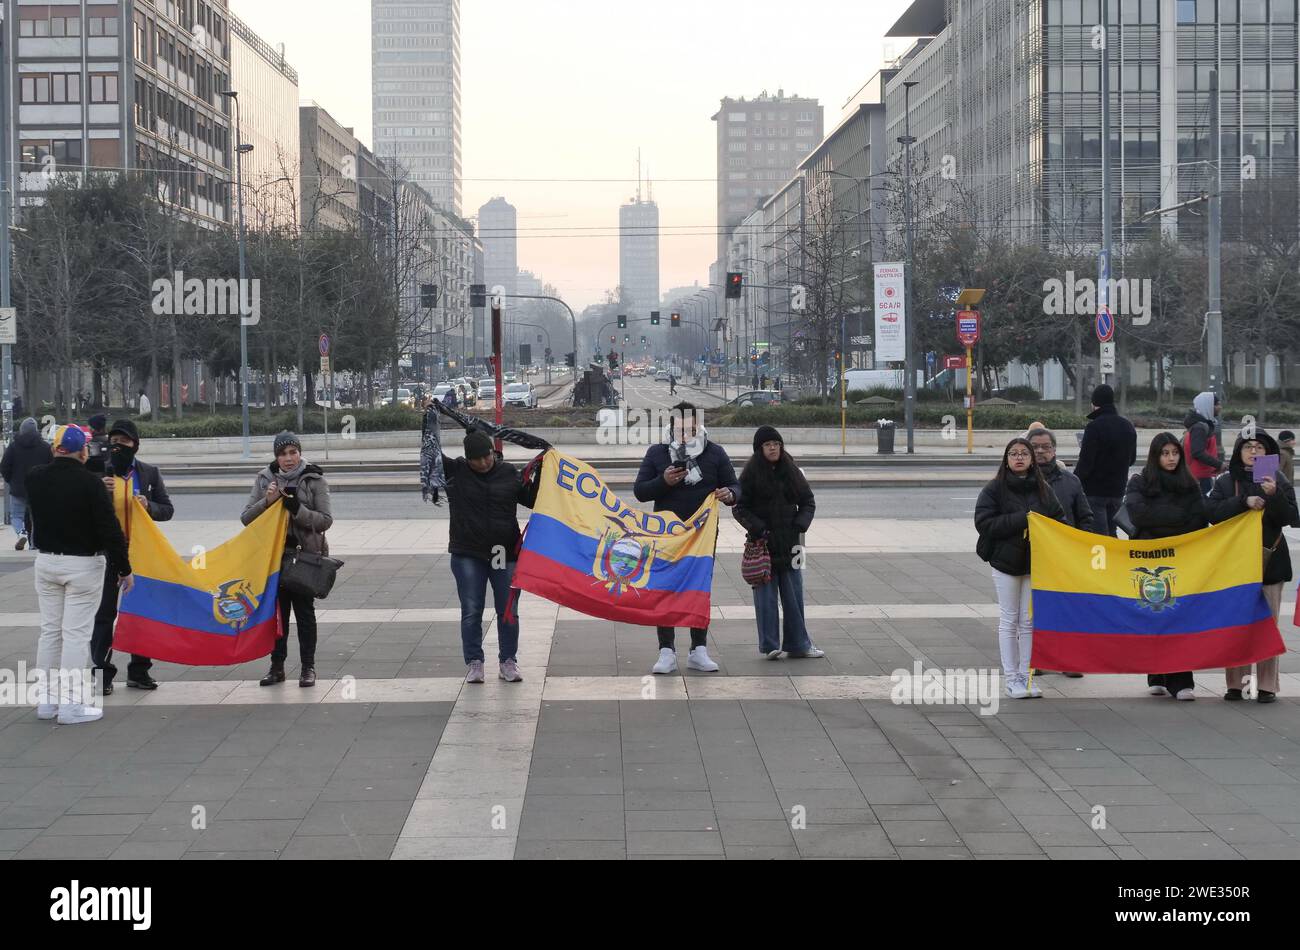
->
xmin=1148 ymin=672 xmax=1194 ymax=694
xmin=89 ymin=565 xmax=151 ymax=686
xmin=657 ymin=626 xmax=708 ymax=650
xmin=273 ymin=587 xmax=317 ymax=667
xmin=1087 ymin=496 xmax=1123 ymax=538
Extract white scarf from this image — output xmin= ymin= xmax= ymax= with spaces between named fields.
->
xmin=669 ymin=427 xmax=708 ymax=486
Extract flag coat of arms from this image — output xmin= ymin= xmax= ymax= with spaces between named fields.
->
xmin=1029 ymin=510 xmax=1285 ymax=674
xmin=111 ymin=482 xmax=290 ymax=665
xmin=513 ymin=451 xmax=720 ymax=628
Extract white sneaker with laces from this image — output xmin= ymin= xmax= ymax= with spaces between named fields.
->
xmin=56 ymin=704 xmax=103 ymax=725
xmin=687 ymin=646 xmax=719 ymax=672
xmin=651 ymin=648 xmax=678 ymax=674
xmin=787 ymin=645 xmax=826 ymax=659
xmin=465 ymin=660 xmax=485 ymax=684
xmin=765 ymin=649 xmax=783 ymax=660
xmin=1005 ymin=675 xmax=1030 ymax=700
xmin=1148 ymin=685 xmax=1170 ymax=696
xmin=1175 ymin=688 xmax=1196 ymax=701
xmin=36 ymin=704 xmax=57 ymax=721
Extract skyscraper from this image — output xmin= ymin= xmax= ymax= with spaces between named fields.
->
xmin=619 ymin=182 xmax=660 ymax=325
xmin=371 ymin=0 xmax=462 ymax=214
xmin=478 ymin=197 xmax=518 ymax=299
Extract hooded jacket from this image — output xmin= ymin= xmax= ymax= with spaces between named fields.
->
xmin=1206 ymin=431 xmax=1300 ymax=585
xmin=241 ymin=462 xmax=333 ymax=555
xmin=974 ymin=472 xmax=1066 ymax=576
xmin=1073 ymin=403 xmax=1137 ymax=497
xmin=1182 ymin=391 xmax=1222 ymax=478
xmin=0 ymin=419 xmax=53 ymax=499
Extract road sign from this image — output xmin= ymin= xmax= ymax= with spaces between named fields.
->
xmin=1096 ymin=306 xmax=1114 ymax=343
xmin=849 ymin=335 xmax=873 ymax=346
xmin=956 ymin=310 xmax=981 ymax=346
xmin=942 ymin=355 xmax=965 ymax=370
xmin=319 ymin=356 xmax=330 ymax=375
xmin=318 ymin=333 xmax=330 ymax=357
xmin=0 ymin=308 xmax=15 ymax=345
xmin=1099 ymin=341 xmax=1116 ymax=375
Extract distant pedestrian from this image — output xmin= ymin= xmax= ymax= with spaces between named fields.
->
xmin=669 ymin=373 xmax=677 ymax=395
xmin=25 ymin=425 xmax=133 ymax=724
xmin=137 ymin=390 xmax=151 ymax=417
xmin=733 ymin=426 xmax=823 ymax=659
xmin=1276 ymin=430 xmax=1295 ymax=485
xmin=1073 ymin=384 xmax=1137 ymax=537
xmin=1183 ymin=391 xmax=1225 ymax=493
xmin=12 ymin=395 xmax=24 ymax=418
xmin=444 ymin=385 xmax=458 ymax=408
xmin=85 ymin=413 xmax=109 ymax=468
xmin=975 ymin=437 xmax=1065 ymax=699
xmin=1 ymin=417 xmax=52 ymax=550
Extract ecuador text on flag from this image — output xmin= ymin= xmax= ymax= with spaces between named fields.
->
xmin=1028 ymin=511 xmax=1284 ymax=674
xmin=111 ymin=482 xmax=290 ymax=665
xmin=513 ymin=451 xmax=720 ymax=628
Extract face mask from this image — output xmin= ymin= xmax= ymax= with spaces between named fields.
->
xmin=109 ymin=444 xmax=137 ymax=472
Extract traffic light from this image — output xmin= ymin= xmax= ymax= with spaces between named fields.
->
xmin=726 ymin=272 xmax=744 ymax=299
xmin=650 ymin=311 xmax=660 ymax=325
xmin=470 ymin=284 xmax=487 ymax=308
xmin=671 ymin=312 xmax=681 ymax=328
xmin=610 ymin=335 xmax=616 ymax=344
xmin=617 ymin=314 xmax=627 ymax=329
xmin=640 ymin=335 xmax=646 ymax=345
xmin=623 ymin=334 xmax=630 ymax=345
xmin=608 ymin=352 xmax=619 ymax=371
xmin=565 ymin=352 xmax=575 ymax=367
xmin=421 ymin=284 xmax=438 ymax=308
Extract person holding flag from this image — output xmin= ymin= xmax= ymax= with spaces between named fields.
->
xmin=1207 ymin=428 xmax=1298 ymax=703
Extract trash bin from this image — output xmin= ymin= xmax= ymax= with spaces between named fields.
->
xmin=877 ymin=419 xmax=896 ymax=455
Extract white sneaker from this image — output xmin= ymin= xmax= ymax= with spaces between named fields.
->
xmin=56 ymin=704 xmax=103 ymax=725
xmin=36 ymin=704 xmax=57 ymax=721
xmin=1148 ymin=685 xmax=1170 ymax=696
xmin=765 ymin=649 xmax=783 ymax=660
xmin=651 ymin=648 xmax=678 ymax=675
xmin=1175 ymin=688 xmax=1196 ymax=701
xmin=1026 ymin=679 xmax=1044 ymax=699
xmin=687 ymin=646 xmax=719 ymax=672
xmin=787 ymin=645 xmax=825 ymax=659
xmin=1005 ymin=675 xmax=1030 ymax=699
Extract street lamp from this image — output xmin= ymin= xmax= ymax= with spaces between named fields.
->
xmin=899 ymin=80 xmax=919 ymax=454
xmin=220 ymin=89 xmax=254 ymax=459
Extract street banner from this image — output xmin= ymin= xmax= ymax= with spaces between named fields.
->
xmin=513 ymin=450 xmax=720 ymax=628
xmin=873 ymin=262 xmax=906 ymax=362
xmin=111 ymin=484 xmax=290 ymax=665
xmin=1029 ymin=511 xmax=1283 ymax=673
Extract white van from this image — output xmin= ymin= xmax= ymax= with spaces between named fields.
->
xmin=838 ymin=369 xmax=924 ymax=392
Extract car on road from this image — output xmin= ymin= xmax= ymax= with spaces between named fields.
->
xmin=380 ymin=388 xmax=415 ymax=408
xmin=654 ymin=370 xmax=671 ymax=382
xmin=728 ymin=389 xmax=783 ymax=408
xmin=504 ymin=382 xmax=537 ymax=409
xmin=477 ymin=381 xmax=497 ymax=402
xmin=504 ymin=372 xmax=518 ymax=384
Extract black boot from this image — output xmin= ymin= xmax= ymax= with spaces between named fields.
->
xmin=259 ymin=663 xmax=285 ymax=687
xmin=299 ymin=666 xmax=316 ymax=688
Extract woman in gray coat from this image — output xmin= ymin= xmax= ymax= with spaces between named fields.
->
xmin=241 ymin=431 xmax=333 ymax=687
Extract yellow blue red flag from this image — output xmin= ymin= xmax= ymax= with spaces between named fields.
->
xmin=110 ymin=481 xmax=290 ymax=665
xmin=513 ymin=450 xmax=720 ymax=628
xmin=1029 ymin=510 xmax=1284 ymax=673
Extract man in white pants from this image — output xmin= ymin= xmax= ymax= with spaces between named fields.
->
xmin=24 ymin=425 xmax=133 ymax=724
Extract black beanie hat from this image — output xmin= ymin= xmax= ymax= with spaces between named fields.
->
xmin=273 ymin=431 xmax=302 ymax=455
xmin=754 ymin=425 xmax=783 ymax=453
xmin=464 ymin=430 xmax=494 ymax=460
xmin=107 ymin=418 xmax=140 ymax=446
xmin=1091 ymin=384 xmax=1115 ymax=406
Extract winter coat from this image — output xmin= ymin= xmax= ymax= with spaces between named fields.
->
xmin=1073 ymin=403 xmax=1138 ymax=498
xmin=733 ymin=455 xmax=815 ymax=571
xmin=241 ymin=463 xmax=333 ymax=555
xmin=440 ymin=454 xmax=538 ymax=562
xmin=1206 ymin=432 xmax=1300 ymax=586
xmin=634 ymin=440 xmax=740 ymax=522
xmin=0 ymin=420 xmax=52 ymax=499
xmin=974 ymin=473 xmax=1066 ymax=576
xmin=1183 ymin=395 xmax=1223 ymax=479
xmin=1041 ymin=463 xmax=1094 ymax=531
xmin=1124 ymin=472 xmax=1209 ymax=541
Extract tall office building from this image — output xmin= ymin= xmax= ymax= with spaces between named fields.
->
xmin=371 ymin=0 xmax=462 ymax=214
xmin=619 ymin=185 xmax=659 ymax=323
xmin=299 ymin=103 xmax=360 ymax=232
xmin=478 ymin=196 xmax=518 ymax=299
xmin=712 ymin=90 xmax=824 ymax=269
xmin=229 ymin=13 xmax=299 ymax=230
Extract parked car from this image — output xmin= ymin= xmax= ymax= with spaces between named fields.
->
xmin=728 ymin=389 xmax=782 ymax=408
xmin=655 ymin=370 xmax=671 ymax=382
xmin=504 ymin=382 xmax=537 ymax=409
xmin=380 ymin=388 xmax=415 ymax=408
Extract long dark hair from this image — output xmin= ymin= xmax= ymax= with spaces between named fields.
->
xmin=741 ymin=444 xmax=809 ymax=501
xmin=1141 ymin=432 xmax=1198 ymax=492
xmin=995 ymin=437 xmax=1053 ymax=505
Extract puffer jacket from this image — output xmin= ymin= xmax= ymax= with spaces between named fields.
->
xmin=442 ymin=455 xmax=539 ymax=562
xmin=0 ymin=419 xmax=52 ymax=499
xmin=733 ymin=455 xmax=815 ymax=571
xmin=1206 ymin=431 xmax=1300 ymax=585
xmin=974 ymin=473 xmax=1065 ymax=576
xmin=241 ymin=463 xmax=333 ymax=555
xmin=1123 ymin=471 xmax=1209 ymax=540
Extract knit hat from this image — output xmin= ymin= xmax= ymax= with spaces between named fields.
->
xmin=1090 ymin=384 xmax=1115 ymax=407
xmin=273 ymin=431 xmax=302 ymax=456
xmin=18 ymin=417 xmax=37 ymax=437
xmin=753 ymin=425 xmax=783 ymax=453
xmin=88 ymin=413 xmax=108 ymax=433
xmin=1279 ymin=430 xmax=1295 ymax=443
xmin=108 ymin=418 xmax=140 ymax=447
xmin=52 ymin=424 xmax=87 ymax=454
xmin=464 ymin=430 xmax=494 ymax=460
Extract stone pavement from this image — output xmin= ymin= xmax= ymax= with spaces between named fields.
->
xmin=0 ymin=521 xmax=1298 ymax=860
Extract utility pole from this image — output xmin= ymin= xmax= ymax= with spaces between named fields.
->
xmin=1207 ymin=67 xmax=1224 ymax=397
xmin=1099 ymin=0 xmax=1114 ymax=386
xmin=901 ymin=80 xmax=918 ymax=454
xmin=0 ymin=18 xmax=14 ymax=529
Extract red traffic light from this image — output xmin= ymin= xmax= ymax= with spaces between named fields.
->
xmin=726 ymin=272 xmax=744 ymax=299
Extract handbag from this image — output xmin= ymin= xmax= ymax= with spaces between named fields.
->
xmin=1263 ymin=533 xmax=1282 ymax=576
xmin=280 ymin=547 xmax=344 ymax=599
xmin=741 ymin=536 xmax=772 ymax=587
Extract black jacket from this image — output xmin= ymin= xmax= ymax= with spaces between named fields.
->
xmin=1206 ymin=433 xmax=1300 ymax=585
xmin=1073 ymin=404 xmax=1137 ymax=498
xmin=24 ymin=458 xmax=131 ymax=577
xmin=974 ymin=473 xmax=1065 ymax=576
xmin=733 ymin=455 xmax=815 ymax=571
xmin=443 ymin=454 xmax=538 ymax=562
xmin=1041 ymin=463 xmax=1094 ymax=531
xmin=87 ymin=455 xmax=174 ymax=523
xmin=0 ymin=425 xmax=52 ymax=499
xmin=1124 ymin=472 xmax=1210 ymax=541
xmin=634 ymin=441 xmax=740 ymax=522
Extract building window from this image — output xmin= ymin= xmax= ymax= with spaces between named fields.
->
xmin=1177 ymin=0 xmax=1195 ymax=23
xmin=90 ymin=74 xmax=120 ymax=103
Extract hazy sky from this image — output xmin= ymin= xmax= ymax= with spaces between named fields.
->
xmin=229 ymin=0 xmax=916 ymax=310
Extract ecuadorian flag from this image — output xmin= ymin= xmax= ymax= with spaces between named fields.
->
xmin=1029 ymin=510 xmax=1285 ymax=674
xmin=513 ymin=450 xmax=720 ymax=628
xmin=111 ymin=480 xmax=290 ymax=665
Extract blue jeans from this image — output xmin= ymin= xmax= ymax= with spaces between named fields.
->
xmin=10 ymin=497 xmax=27 ymax=540
xmin=753 ymin=567 xmax=812 ymax=654
xmin=450 ymin=554 xmax=519 ymax=664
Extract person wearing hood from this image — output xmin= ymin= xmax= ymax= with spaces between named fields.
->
xmin=1125 ymin=433 xmax=1210 ymax=701
xmin=1 ymin=417 xmax=53 ymax=550
xmin=1073 ymin=384 xmax=1137 ymax=537
xmin=88 ymin=419 xmax=173 ymax=694
xmin=1278 ymin=430 xmax=1295 ymax=485
xmin=733 ymin=426 xmax=823 ymax=659
xmin=242 ymin=432 xmax=333 ymax=688
xmin=975 ymin=438 xmax=1066 ymax=699
xmin=85 ymin=413 xmax=109 ymax=467
xmin=1206 ymin=428 xmax=1298 ymax=703
xmin=1183 ymin=391 xmax=1224 ymax=493
xmin=634 ymin=402 xmax=740 ymax=674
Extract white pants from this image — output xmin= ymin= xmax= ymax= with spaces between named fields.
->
xmin=992 ymin=567 xmax=1032 ymax=682
xmin=34 ymin=553 xmax=105 ymax=707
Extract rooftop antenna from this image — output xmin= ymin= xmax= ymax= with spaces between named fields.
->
xmin=636 ymin=148 xmax=642 ymax=203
